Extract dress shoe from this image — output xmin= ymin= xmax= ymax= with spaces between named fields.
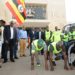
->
xmin=3 ymin=60 xmax=7 ymax=63
xmin=0 ymin=66 xmax=2 ymax=68
xmin=14 ymin=57 xmax=19 ymax=59
xmin=10 ymin=59 xmax=15 ymax=62
xmin=23 ymin=55 xmax=26 ymax=57
xmin=1 ymin=57 xmax=4 ymax=59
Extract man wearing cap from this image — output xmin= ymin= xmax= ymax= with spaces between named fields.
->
xmin=31 ymin=39 xmax=48 ymax=70
xmin=48 ymin=41 xmax=73 ymax=71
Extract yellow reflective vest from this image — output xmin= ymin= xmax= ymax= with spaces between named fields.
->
xmin=63 ymin=34 xmax=69 ymax=42
xmin=32 ymin=40 xmax=43 ymax=51
xmin=52 ymin=31 xmax=61 ymax=42
xmin=45 ymin=31 xmax=50 ymax=41
xmin=48 ymin=42 xmax=62 ymax=54
xmin=73 ymin=31 xmax=75 ymax=40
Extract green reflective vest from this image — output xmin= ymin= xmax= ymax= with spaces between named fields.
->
xmin=45 ymin=31 xmax=50 ymax=41
xmin=63 ymin=34 xmax=69 ymax=42
xmin=33 ymin=40 xmax=43 ymax=51
xmin=69 ymin=31 xmax=75 ymax=40
xmin=52 ymin=31 xmax=61 ymax=42
xmin=68 ymin=32 xmax=73 ymax=40
xmin=48 ymin=42 xmax=62 ymax=54
xmin=73 ymin=31 xmax=75 ymax=40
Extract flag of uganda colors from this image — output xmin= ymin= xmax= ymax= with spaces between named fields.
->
xmin=6 ymin=0 xmax=26 ymax=25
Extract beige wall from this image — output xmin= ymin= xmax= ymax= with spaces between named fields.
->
xmin=47 ymin=0 xmax=66 ymax=31
xmin=0 ymin=0 xmax=12 ymax=22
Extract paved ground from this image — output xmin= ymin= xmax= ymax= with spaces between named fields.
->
xmin=0 ymin=49 xmax=75 ymax=75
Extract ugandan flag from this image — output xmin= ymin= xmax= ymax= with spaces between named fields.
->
xmin=6 ymin=0 xmax=26 ymax=25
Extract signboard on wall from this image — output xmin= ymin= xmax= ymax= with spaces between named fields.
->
xmin=26 ymin=4 xmax=46 ymax=19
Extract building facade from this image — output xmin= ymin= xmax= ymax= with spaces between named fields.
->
xmin=0 ymin=0 xmax=66 ymax=30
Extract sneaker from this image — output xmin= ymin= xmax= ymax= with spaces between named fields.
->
xmin=37 ymin=63 xmax=41 ymax=67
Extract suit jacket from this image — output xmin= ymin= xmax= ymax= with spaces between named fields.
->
xmin=3 ymin=25 xmax=17 ymax=43
xmin=3 ymin=25 xmax=10 ymax=42
xmin=41 ymin=31 xmax=45 ymax=41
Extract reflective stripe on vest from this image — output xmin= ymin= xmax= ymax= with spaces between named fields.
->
xmin=33 ymin=40 xmax=43 ymax=51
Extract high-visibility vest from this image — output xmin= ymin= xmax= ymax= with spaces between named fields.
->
xmin=52 ymin=31 xmax=61 ymax=42
xmin=68 ymin=32 xmax=73 ymax=41
xmin=72 ymin=31 xmax=75 ymax=40
xmin=32 ymin=40 xmax=43 ymax=51
xmin=48 ymin=42 xmax=62 ymax=54
xmin=45 ymin=31 xmax=50 ymax=41
xmin=63 ymin=34 xmax=69 ymax=42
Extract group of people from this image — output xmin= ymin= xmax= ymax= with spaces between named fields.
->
xmin=0 ymin=19 xmax=75 ymax=71
xmin=0 ymin=19 xmax=27 ymax=67
xmin=30 ymin=26 xmax=75 ymax=71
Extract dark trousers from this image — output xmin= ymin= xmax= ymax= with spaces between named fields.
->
xmin=3 ymin=39 xmax=15 ymax=61
xmin=1 ymin=43 xmax=5 ymax=58
xmin=3 ymin=43 xmax=8 ymax=61
xmin=9 ymin=39 xmax=15 ymax=60
xmin=13 ymin=43 xmax=18 ymax=57
xmin=30 ymin=38 xmax=33 ymax=55
xmin=41 ymin=49 xmax=44 ymax=55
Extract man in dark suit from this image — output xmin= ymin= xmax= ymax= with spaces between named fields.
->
xmin=3 ymin=21 xmax=17 ymax=63
xmin=3 ymin=25 xmax=10 ymax=63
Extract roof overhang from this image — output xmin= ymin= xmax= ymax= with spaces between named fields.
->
xmin=22 ymin=19 xmax=50 ymax=28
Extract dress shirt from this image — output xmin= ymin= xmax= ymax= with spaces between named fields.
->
xmin=19 ymin=29 xmax=27 ymax=39
xmin=39 ymin=31 xmax=41 ymax=39
xmin=10 ymin=27 xmax=14 ymax=39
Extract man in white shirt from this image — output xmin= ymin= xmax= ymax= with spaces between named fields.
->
xmin=3 ymin=21 xmax=17 ymax=63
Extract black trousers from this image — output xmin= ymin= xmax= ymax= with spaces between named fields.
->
xmin=9 ymin=39 xmax=15 ymax=60
xmin=30 ymin=38 xmax=33 ymax=55
xmin=3 ymin=42 xmax=8 ymax=61
xmin=3 ymin=39 xmax=15 ymax=61
xmin=1 ymin=43 xmax=5 ymax=58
